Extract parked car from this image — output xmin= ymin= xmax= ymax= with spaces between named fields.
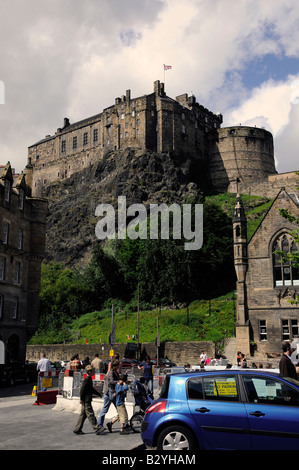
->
xmin=141 ymin=369 xmax=299 ymax=450
xmin=0 ymin=362 xmax=38 ymax=387
xmin=150 ymin=358 xmax=177 ymax=368
xmin=121 ymin=358 xmax=140 ymax=368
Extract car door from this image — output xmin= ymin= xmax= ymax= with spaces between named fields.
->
xmin=243 ymin=374 xmax=299 ymax=450
xmin=187 ymin=374 xmax=251 ymax=450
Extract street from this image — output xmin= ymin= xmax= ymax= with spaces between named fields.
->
xmin=0 ymin=383 xmax=145 ymax=451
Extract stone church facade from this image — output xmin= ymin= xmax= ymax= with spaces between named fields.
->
xmin=233 ymin=188 xmax=299 ymax=358
xmin=0 ymin=162 xmax=47 ymax=363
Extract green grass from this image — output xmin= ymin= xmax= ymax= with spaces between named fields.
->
xmin=205 ymin=193 xmax=273 ymax=240
xmin=63 ymin=292 xmax=237 ymax=345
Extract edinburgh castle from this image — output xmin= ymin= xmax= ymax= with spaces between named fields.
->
xmin=25 ymin=80 xmax=299 ymax=201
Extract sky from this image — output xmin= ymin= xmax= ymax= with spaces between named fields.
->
xmin=0 ymin=0 xmax=298 ymax=174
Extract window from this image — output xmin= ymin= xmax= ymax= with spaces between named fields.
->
xmin=83 ymin=132 xmax=88 ymax=146
xmin=61 ymin=140 xmax=66 ymax=152
xmin=12 ymin=297 xmax=18 ymax=319
xmin=17 ymin=229 xmax=23 ymax=250
xmin=121 ymin=113 xmax=125 ymax=120
xmin=188 ymin=375 xmax=239 ymax=402
xmin=202 ymin=375 xmax=239 ymax=401
xmin=282 ymin=319 xmax=299 ymax=341
xmin=0 ymin=294 xmax=3 ymax=319
xmin=243 ymin=375 xmax=299 ymax=406
xmin=0 ymin=257 xmax=6 ymax=280
xmin=93 ymin=129 xmax=98 ymax=142
xmin=4 ymin=180 xmax=10 ymax=202
xmin=19 ymin=189 xmax=24 ymax=210
xmin=2 ymin=222 xmax=9 ymax=244
xmin=14 ymin=261 xmax=21 ymax=284
xmin=259 ymin=320 xmax=267 ymax=341
xmin=273 ymin=233 xmax=299 ymax=286
xmin=73 ymin=136 xmax=77 ymax=149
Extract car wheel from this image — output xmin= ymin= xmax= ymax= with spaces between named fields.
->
xmin=157 ymin=425 xmax=195 ymax=451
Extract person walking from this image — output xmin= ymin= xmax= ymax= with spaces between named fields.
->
xmin=98 ymin=360 xmax=119 ymax=429
xmin=107 ymin=374 xmax=129 ymax=434
xmin=73 ymin=365 xmax=104 ymax=435
xmin=279 ymin=342 xmax=297 ymax=379
xmin=138 ymin=356 xmax=153 ymax=394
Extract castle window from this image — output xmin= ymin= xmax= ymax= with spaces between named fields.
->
xmin=281 ymin=319 xmax=298 ymax=341
xmin=273 ymin=233 xmax=299 ymax=286
xmin=73 ymin=136 xmax=77 ymax=149
xmin=0 ymin=256 xmax=6 ymax=280
xmin=61 ymin=140 xmax=66 ymax=152
xmin=137 ymin=119 xmax=140 ymax=126
xmin=83 ymin=133 xmax=88 ymax=146
xmin=93 ymin=129 xmax=98 ymax=142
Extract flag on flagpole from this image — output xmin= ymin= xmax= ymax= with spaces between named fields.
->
xmin=164 ymin=64 xmax=172 ymax=70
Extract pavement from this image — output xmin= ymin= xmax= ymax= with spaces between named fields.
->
xmin=0 ymin=383 xmax=145 ymax=451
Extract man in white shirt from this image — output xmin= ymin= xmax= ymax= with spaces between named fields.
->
xmin=37 ymin=353 xmax=51 ymax=390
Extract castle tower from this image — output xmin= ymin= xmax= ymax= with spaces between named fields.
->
xmin=233 ymin=190 xmax=250 ymax=356
xmin=208 ymin=126 xmax=277 ymax=193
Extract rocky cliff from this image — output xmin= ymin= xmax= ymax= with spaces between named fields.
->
xmin=41 ymin=148 xmax=209 ymax=266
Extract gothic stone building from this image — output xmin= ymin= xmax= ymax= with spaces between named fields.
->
xmin=233 ymin=188 xmax=299 ymax=358
xmin=0 ymin=162 xmax=47 ymax=363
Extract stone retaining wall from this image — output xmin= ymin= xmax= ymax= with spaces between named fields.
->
xmin=26 ymin=341 xmax=216 ymax=366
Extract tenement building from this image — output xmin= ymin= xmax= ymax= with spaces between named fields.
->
xmin=0 ymin=162 xmax=47 ymax=363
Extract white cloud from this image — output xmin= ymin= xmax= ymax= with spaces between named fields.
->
xmin=0 ymin=0 xmax=299 ymax=174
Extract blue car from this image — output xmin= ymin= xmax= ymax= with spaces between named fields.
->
xmin=141 ymin=369 xmax=299 ymax=450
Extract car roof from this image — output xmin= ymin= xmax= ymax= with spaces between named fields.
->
xmin=168 ymin=369 xmax=282 ymax=380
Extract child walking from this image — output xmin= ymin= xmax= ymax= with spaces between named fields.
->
xmin=107 ymin=374 xmax=129 ymax=434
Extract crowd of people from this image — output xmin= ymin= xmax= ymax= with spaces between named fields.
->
xmin=72 ymin=351 xmax=154 ymax=436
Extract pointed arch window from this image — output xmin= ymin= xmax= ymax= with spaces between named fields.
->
xmin=273 ymin=233 xmax=299 ymax=286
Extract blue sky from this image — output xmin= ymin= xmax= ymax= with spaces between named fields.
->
xmin=0 ymin=0 xmax=298 ymax=173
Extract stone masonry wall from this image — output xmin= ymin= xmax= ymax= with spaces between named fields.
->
xmin=26 ymin=341 xmax=216 ymax=367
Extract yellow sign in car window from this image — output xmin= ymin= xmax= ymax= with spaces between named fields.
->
xmin=213 ymin=380 xmax=237 ymax=396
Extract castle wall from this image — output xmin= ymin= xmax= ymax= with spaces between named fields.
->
xmin=209 ymin=126 xmax=277 ymax=193
xmin=228 ymin=170 xmax=299 ymax=199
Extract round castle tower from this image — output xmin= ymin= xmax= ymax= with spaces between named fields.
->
xmin=208 ymin=126 xmax=277 ymax=193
